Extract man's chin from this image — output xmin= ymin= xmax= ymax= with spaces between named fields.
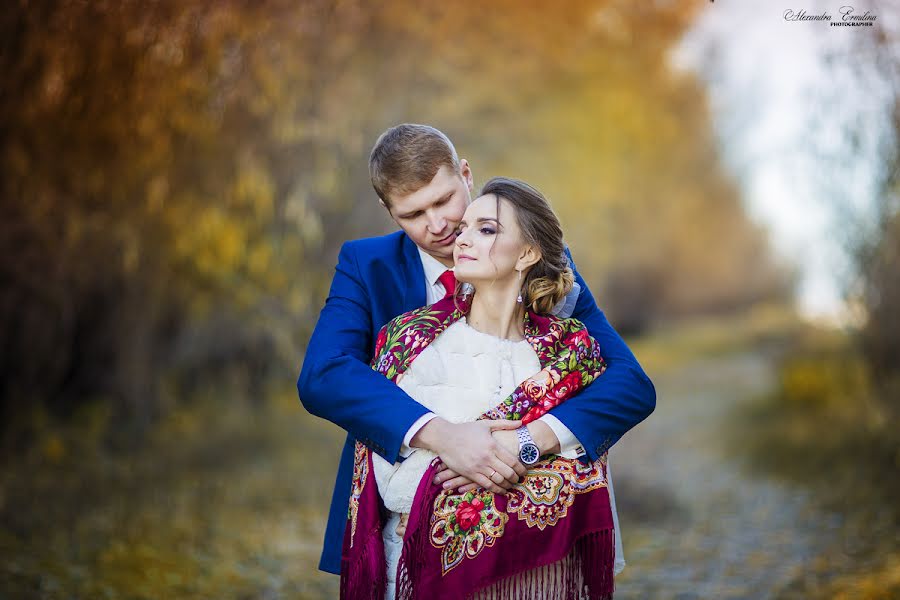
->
xmin=425 ymin=246 xmax=454 ymax=264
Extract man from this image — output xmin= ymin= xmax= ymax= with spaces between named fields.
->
xmin=298 ymin=124 xmax=655 ymax=575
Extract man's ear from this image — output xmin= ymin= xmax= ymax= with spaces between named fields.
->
xmin=516 ymin=245 xmax=541 ymax=272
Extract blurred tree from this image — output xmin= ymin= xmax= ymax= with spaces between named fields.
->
xmin=0 ymin=0 xmax=791 ymax=439
xmin=461 ymin=0 xmax=795 ymax=331
xmin=855 ymin=17 xmax=900 ymax=418
xmin=797 ymin=1 xmax=900 ymax=419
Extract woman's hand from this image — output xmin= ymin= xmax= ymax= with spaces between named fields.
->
xmin=435 ymin=422 xmax=562 ymax=494
xmin=414 ymin=418 xmax=526 ymax=494
xmin=434 ymin=426 xmax=522 ymax=494
xmin=395 ymin=513 xmax=409 ymax=537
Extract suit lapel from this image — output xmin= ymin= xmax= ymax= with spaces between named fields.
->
xmin=401 ymin=233 xmax=427 ymax=312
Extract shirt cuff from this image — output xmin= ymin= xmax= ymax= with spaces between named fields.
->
xmin=400 ymin=412 xmax=438 ymax=458
xmin=538 ymin=414 xmax=585 ymax=459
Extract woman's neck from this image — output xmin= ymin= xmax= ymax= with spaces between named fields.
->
xmin=466 ymin=285 xmax=525 ymax=341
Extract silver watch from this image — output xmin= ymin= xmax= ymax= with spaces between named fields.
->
xmin=516 ymin=426 xmax=540 ymax=465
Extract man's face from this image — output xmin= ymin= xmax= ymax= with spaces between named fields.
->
xmin=385 ymin=161 xmax=474 ymax=266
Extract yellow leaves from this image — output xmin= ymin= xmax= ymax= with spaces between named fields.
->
xmin=284 ymin=187 xmax=323 ymax=248
xmin=42 ymin=435 xmax=65 ymax=463
xmin=782 ymin=534 xmax=900 ymax=599
xmin=170 ymin=202 xmax=245 ymax=290
xmin=232 ymin=165 xmax=274 ymax=220
xmin=145 ymin=175 xmax=169 ymax=213
xmin=779 ymin=351 xmax=871 ymax=411
xmin=270 ymin=117 xmax=309 ymax=144
xmin=159 ymin=404 xmax=204 ymax=438
xmin=246 ymin=243 xmax=271 ymax=279
xmin=122 ymin=236 xmax=140 ymax=274
xmin=288 ymin=288 xmax=311 ymax=315
xmin=95 ymin=539 xmax=200 ymax=598
xmin=196 ymin=207 xmax=245 ymax=274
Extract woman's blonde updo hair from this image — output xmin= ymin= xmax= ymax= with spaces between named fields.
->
xmin=479 ymin=177 xmax=575 ymax=315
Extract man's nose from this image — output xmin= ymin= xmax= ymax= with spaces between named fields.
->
xmin=426 ymin=211 xmax=445 ymax=235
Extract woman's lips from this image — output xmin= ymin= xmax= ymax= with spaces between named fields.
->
xmin=457 ymin=254 xmax=475 ymax=261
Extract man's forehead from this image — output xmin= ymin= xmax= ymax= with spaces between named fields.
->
xmin=394 ymin=173 xmax=457 ymax=210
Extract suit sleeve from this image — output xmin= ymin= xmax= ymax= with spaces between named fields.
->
xmin=297 ymin=242 xmax=431 ymax=462
xmin=545 ymin=249 xmax=657 ymax=460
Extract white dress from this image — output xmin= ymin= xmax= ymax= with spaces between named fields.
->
xmin=372 ymin=318 xmax=625 ymax=598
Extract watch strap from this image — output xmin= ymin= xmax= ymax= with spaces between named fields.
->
xmin=516 ymin=425 xmax=535 ymax=447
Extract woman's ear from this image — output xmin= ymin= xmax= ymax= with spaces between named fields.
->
xmin=516 ymin=245 xmax=541 ymax=272
xmin=459 ymin=158 xmax=474 ymax=193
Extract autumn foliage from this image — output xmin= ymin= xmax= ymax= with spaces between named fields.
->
xmin=0 ymin=0 xmax=792 ymax=433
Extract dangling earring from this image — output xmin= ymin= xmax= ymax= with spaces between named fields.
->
xmin=516 ymin=269 xmax=523 ymax=304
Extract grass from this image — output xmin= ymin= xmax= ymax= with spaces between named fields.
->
xmin=626 ymin=303 xmax=802 ymax=374
xmin=0 ymin=387 xmax=344 ymax=599
xmin=731 ymin=326 xmax=900 ymax=600
xmin=2 ymin=306 xmax=897 ymax=599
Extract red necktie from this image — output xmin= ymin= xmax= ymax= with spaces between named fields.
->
xmin=438 ymin=269 xmax=457 ymax=299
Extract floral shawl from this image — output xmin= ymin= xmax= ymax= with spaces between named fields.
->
xmin=340 ymin=295 xmax=616 ymax=600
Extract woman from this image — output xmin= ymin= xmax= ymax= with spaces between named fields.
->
xmin=342 ymin=178 xmax=622 ymax=599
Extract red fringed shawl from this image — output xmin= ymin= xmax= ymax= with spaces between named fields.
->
xmin=341 ymin=295 xmax=616 ymax=599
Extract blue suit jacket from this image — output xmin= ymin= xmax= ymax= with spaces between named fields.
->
xmin=297 ymin=230 xmax=655 ymax=574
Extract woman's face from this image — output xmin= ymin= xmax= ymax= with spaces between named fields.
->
xmin=453 ymin=194 xmax=529 ymax=285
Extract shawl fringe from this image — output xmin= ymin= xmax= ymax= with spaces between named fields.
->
xmin=395 ymin=520 xmax=615 ymax=600
xmin=340 ymin=518 xmax=387 ymax=599
xmin=468 ymin=527 xmax=615 ymax=600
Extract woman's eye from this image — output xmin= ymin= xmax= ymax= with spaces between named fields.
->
xmin=479 ymin=227 xmax=496 ymax=235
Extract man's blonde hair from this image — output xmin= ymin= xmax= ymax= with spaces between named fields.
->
xmin=369 ymin=124 xmax=461 ymax=207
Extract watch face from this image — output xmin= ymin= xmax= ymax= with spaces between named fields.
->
xmin=519 ymin=443 xmax=540 ymax=465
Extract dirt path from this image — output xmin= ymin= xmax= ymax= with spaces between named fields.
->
xmin=610 ymin=352 xmax=839 ymax=599
xmin=0 ymin=348 xmax=847 ymax=599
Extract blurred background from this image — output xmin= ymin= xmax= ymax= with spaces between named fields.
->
xmin=1 ymin=0 xmax=897 ymax=598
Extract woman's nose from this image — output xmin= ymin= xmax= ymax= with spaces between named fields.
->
xmin=455 ymin=227 xmax=470 ymax=247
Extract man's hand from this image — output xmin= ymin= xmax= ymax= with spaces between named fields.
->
xmin=411 ymin=418 xmax=526 ymax=494
xmin=435 ymin=421 xmax=562 ymax=493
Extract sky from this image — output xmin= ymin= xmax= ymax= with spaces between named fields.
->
xmin=675 ymin=0 xmax=895 ymax=321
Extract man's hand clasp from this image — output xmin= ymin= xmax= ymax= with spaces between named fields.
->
xmin=428 ymin=420 xmax=526 ymax=494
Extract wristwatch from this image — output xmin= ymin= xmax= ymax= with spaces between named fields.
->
xmin=516 ymin=426 xmax=540 ymax=466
